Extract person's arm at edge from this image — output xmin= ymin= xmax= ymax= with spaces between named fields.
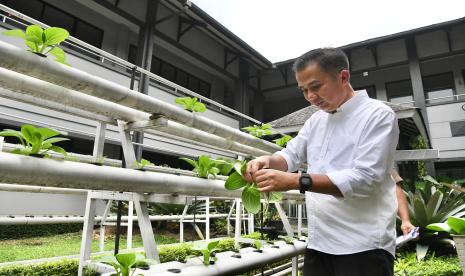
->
xmin=396 ymin=183 xmax=415 ymax=235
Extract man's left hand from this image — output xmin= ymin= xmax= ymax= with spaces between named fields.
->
xmin=254 ymin=169 xmax=298 ymax=192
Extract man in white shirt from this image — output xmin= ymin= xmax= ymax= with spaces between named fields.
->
xmin=244 ymin=48 xmax=399 ymax=276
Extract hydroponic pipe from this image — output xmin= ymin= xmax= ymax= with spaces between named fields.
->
xmin=0 ymin=41 xmax=281 ymax=153
xmin=130 ymin=241 xmax=307 ymax=276
xmin=0 ymin=214 xmax=229 ymax=225
xmin=0 ymin=67 xmax=270 ymax=157
xmin=0 ymin=152 xmax=303 ymax=200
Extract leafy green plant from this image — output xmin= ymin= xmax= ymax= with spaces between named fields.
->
xmin=180 ymin=155 xmax=228 ymax=179
xmin=192 ymin=240 xmax=220 ymax=265
xmin=3 ymin=25 xmax=70 ymax=65
xmin=253 ymin=239 xmax=267 ymax=251
xmin=175 ymin=97 xmax=206 ymax=113
xmin=273 ymin=135 xmax=292 ymax=147
xmin=97 ymin=252 xmax=155 ymax=276
xmin=133 ymin=158 xmax=154 ymax=170
xmin=427 ymin=216 xmax=465 ymax=235
xmin=224 ymin=160 xmax=282 ymax=214
xmin=214 ymin=157 xmax=235 ymax=176
xmin=278 ymin=235 xmax=294 ymax=244
xmin=404 ymin=175 xmax=465 ymax=260
xmin=241 ymin=123 xmax=273 ymax=138
xmin=0 ymin=125 xmax=68 ymax=156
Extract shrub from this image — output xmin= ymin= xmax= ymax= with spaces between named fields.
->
xmin=394 ymin=251 xmax=462 ymax=276
xmin=0 ymin=259 xmax=78 ymax=276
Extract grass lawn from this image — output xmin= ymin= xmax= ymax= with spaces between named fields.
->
xmin=0 ymin=232 xmax=177 ymax=263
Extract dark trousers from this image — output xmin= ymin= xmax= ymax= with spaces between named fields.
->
xmin=303 ymin=248 xmax=394 ymax=276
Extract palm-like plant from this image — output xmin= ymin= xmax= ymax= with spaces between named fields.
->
xmin=404 ymin=176 xmax=465 ymax=260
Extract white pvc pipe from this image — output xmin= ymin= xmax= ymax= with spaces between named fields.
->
xmin=128 ymin=240 xmax=307 ymax=276
xmin=0 ymin=41 xmax=281 ymax=153
xmin=0 ymin=214 xmax=229 ymax=225
xmin=0 ymin=153 xmax=303 ymax=200
xmin=0 ymin=67 xmax=270 ymax=157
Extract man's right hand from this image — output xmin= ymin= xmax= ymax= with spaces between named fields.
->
xmin=244 ymin=156 xmax=271 ymax=182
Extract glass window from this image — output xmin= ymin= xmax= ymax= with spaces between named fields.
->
xmin=175 ymin=70 xmax=189 ymax=87
xmin=386 ymin=79 xmax=414 ymax=106
xmin=198 ymin=81 xmax=211 ymax=98
xmin=160 ymin=62 xmax=175 ymax=82
xmin=150 ymin=57 xmax=161 ymax=74
xmin=451 ymin=121 xmax=465 ymax=137
xmin=187 ymin=76 xmax=200 ymax=92
xmin=0 ymin=0 xmax=44 ymax=20
xmin=423 ymin=73 xmax=455 ymax=104
xmin=42 ymin=5 xmax=75 ymax=32
xmin=74 ymin=20 xmax=103 ymax=48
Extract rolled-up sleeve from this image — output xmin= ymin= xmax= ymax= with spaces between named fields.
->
xmin=326 ymin=110 xmax=399 ymax=199
xmin=274 ymin=119 xmax=311 ymax=172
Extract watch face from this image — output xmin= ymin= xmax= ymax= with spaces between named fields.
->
xmin=302 ymin=177 xmax=311 ymax=185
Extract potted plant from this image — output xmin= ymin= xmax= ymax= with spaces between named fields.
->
xmin=0 ymin=124 xmax=68 ymax=157
xmin=3 ymin=24 xmax=70 ymax=65
xmin=427 ymin=216 xmax=465 ymax=271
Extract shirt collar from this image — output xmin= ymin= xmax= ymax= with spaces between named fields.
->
xmin=331 ymin=90 xmax=368 ymax=114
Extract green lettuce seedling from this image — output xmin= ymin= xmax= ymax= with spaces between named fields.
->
xmin=192 ymin=240 xmax=220 ymax=265
xmin=97 ymin=251 xmax=155 ymax=276
xmin=427 ymin=216 xmax=465 ymax=235
xmin=3 ymin=25 xmax=70 ymax=65
xmin=273 ymin=135 xmax=292 ymax=147
xmin=175 ymin=96 xmax=206 ymax=113
xmin=241 ymin=123 xmax=273 ymax=138
xmin=133 ymin=158 xmax=154 ymax=170
xmin=180 ymin=155 xmax=226 ymax=179
xmin=0 ymin=124 xmax=68 ymax=156
xmin=224 ymin=160 xmax=282 ymax=214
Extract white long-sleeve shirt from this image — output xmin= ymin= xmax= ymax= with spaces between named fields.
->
xmin=275 ymin=91 xmax=399 ymax=256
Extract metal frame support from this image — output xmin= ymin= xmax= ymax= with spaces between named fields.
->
xmin=274 ymin=202 xmax=294 ymax=236
xmin=179 ymin=201 xmax=189 ymax=242
xmin=127 ymin=201 xmax=134 ymax=249
xmin=133 ymin=193 xmax=159 ymax=261
xmin=291 ymin=256 xmax=299 ymax=276
xmin=99 ymin=199 xmax=113 ymax=252
xmin=78 ymin=192 xmax=98 ymax=276
xmin=227 ymin=200 xmax=235 ymax=237
xmin=297 ymin=204 xmax=303 ymax=237
xmin=0 ymin=136 xmax=3 ymax=151
xmin=92 ymin=121 xmax=106 ymax=163
xmin=234 ymin=199 xmax=242 ymax=248
xmin=205 ymin=197 xmax=210 ymax=241
xmin=248 ymin=213 xmax=254 ymax=234
xmin=117 ymin=120 xmax=137 ymax=169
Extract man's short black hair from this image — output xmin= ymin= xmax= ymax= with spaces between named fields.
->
xmin=292 ymin=47 xmax=349 ymax=75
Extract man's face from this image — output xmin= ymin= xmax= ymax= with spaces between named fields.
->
xmin=296 ymin=62 xmax=349 ymax=112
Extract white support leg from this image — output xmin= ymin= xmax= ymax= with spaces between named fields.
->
xmin=99 ymin=199 xmax=113 ymax=252
xmin=205 ymin=197 xmax=210 ymax=241
xmin=78 ymin=192 xmax=97 ymax=276
xmin=0 ymin=137 xmax=4 ymax=151
xmin=127 ymin=201 xmax=134 ymax=249
xmin=227 ymin=200 xmax=235 ymax=237
xmin=92 ymin=121 xmax=106 ymax=163
xmin=234 ymin=199 xmax=241 ymax=247
xmin=133 ymin=195 xmax=159 ymax=262
xmin=179 ymin=203 xmax=189 ymax=243
xmin=292 ymin=256 xmax=298 ymax=276
xmin=297 ymin=204 xmax=303 ymax=237
xmin=117 ymin=120 xmax=137 ymax=169
xmin=248 ymin=213 xmax=254 ymax=234
xmin=274 ymin=202 xmax=294 ymax=236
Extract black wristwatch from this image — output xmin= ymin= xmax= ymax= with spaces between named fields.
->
xmin=299 ymin=172 xmax=312 ymax=194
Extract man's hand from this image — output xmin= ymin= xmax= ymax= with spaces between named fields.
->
xmin=400 ymin=220 xmax=416 ymax=236
xmin=254 ymin=169 xmax=298 ymax=192
xmin=244 ymin=156 xmax=271 ymax=182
